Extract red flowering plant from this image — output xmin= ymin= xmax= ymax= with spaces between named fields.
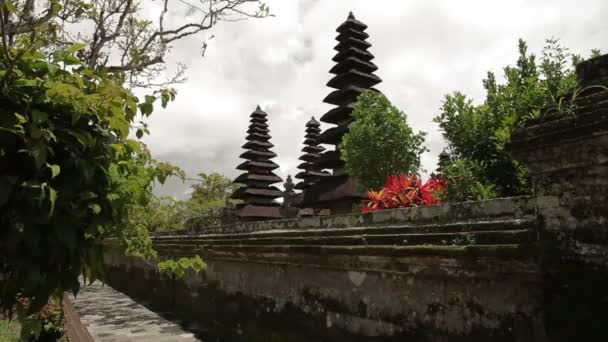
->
xmin=361 ymin=174 xmax=446 ymax=213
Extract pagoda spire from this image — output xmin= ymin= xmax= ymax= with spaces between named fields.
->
xmin=300 ymin=12 xmax=382 ymax=213
xmin=230 ymin=105 xmax=283 ymax=220
xmin=295 ymin=116 xmax=329 ymax=190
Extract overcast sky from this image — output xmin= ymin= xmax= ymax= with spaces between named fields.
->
xmin=140 ymin=0 xmax=608 ymax=199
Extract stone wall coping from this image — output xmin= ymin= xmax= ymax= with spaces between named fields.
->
xmin=511 ymin=102 xmax=608 ymax=148
xmin=153 ymin=196 xmax=537 ymax=237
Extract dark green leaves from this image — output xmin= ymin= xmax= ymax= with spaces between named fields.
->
xmin=341 ymin=91 xmax=427 ymax=190
xmin=0 ymin=26 xmax=184 ymax=334
xmin=432 ymin=38 xmax=589 ymax=198
xmin=47 ymin=164 xmax=61 ymax=179
xmin=138 ymin=95 xmax=156 ymax=116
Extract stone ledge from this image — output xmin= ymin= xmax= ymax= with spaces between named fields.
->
xmin=156 ymin=243 xmax=538 ymax=260
xmin=155 ymin=196 xmax=537 ymax=236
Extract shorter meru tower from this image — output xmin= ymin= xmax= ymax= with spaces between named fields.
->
xmin=230 ymin=106 xmax=283 ymax=219
xmin=295 ymin=117 xmax=329 ymax=191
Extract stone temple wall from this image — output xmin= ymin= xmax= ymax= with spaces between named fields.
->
xmin=103 ymin=196 xmax=547 ymax=341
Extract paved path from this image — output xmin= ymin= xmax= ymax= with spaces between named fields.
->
xmin=69 ymin=281 xmax=201 ymax=342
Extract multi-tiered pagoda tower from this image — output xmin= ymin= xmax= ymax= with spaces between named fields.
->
xmin=295 ymin=117 xmax=329 ymax=190
xmin=301 ymin=12 xmax=382 ymax=213
xmin=230 ymin=106 xmax=283 ymax=219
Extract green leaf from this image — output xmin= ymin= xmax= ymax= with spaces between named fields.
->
xmin=63 ymin=55 xmax=81 ymax=65
xmin=48 ymin=187 xmax=57 ymax=216
xmin=48 ymin=164 xmax=61 ymax=179
xmin=89 ymin=203 xmax=101 ymax=214
xmin=145 ymin=95 xmax=156 ymax=104
xmin=46 ymin=63 xmax=58 ymax=75
xmin=67 ymin=43 xmax=86 ymax=53
xmin=138 ymin=102 xmax=153 ymax=116
xmin=4 ymin=1 xmax=17 ymax=12
xmin=15 ymin=113 xmax=27 ymax=124
xmin=108 ymin=115 xmax=129 ymax=138
xmin=136 ymin=128 xmax=144 ymax=139
xmin=161 ymin=91 xmax=170 ymax=109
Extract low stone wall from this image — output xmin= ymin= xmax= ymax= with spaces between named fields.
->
xmin=104 ymin=196 xmax=545 ymax=341
xmin=159 ymin=195 xmax=538 ymax=236
xmin=62 ymin=294 xmax=94 ymax=342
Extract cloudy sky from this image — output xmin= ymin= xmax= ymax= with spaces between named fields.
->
xmin=140 ymin=0 xmax=608 ymax=199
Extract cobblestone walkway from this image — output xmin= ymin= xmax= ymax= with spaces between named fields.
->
xmin=69 ymin=281 xmax=201 ymax=341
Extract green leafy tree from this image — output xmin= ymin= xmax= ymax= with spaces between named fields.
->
xmin=341 ymin=90 xmax=427 ymax=189
xmin=190 ymin=172 xmax=239 ymax=205
xmin=434 ymin=38 xmax=597 ymax=198
xmin=0 ymin=0 xmax=269 ymax=338
xmin=437 ymin=159 xmax=496 ymax=202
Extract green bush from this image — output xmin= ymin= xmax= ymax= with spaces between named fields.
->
xmin=434 ymin=39 xmax=598 ymax=198
xmin=341 ymin=91 xmax=427 ymax=189
xmin=438 ymin=159 xmax=496 ymax=202
xmin=0 ymin=22 xmax=181 ymax=340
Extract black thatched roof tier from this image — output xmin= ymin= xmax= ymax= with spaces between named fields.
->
xmin=334 ymin=37 xmax=371 ymax=51
xmin=242 ymin=140 xmax=274 ymax=149
xmin=230 ymin=105 xmax=283 ymax=220
xmin=245 ymin=133 xmax=271 ymax=141
xmin=239 ymin=150 xmax=277 ymax=160
xmin=235 ymin=173 xmax=282 ymax=184
xmin=336 ymin=29 xmax=369 ymax=42
xmin=323 ymin=85 xmax=379 ymax=106
xmin=331 ymin=46 xmax=374 ymax=63
xmin=326 ymin=69 xmax=381 ymax=89
xmin=237 ymin=160 xmax=279 ymax=171
xmin=317 ymin=122 xmax=350 ymax=145
xmin=319 ymin=105 xmax=353 ymax=125
xmin=247 ymin=126 xmax=269 ymax=134
xmin=302 ymin=145 xmax=325 ymax=153
xmin=314 ymin=150 xmax=345 ymax=169
xmin=329 ymin=57 xmax=378 ymax=75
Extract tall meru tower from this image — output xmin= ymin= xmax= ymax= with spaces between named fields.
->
xmin=300 ymin=11 xmax=382 ymax=213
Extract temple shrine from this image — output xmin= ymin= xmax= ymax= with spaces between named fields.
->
xmin=230 ymin=105 xmax=283 ymax=219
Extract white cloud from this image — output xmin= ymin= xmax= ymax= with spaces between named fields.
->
xmin=143 ymin=0 xmax=608 ymax=199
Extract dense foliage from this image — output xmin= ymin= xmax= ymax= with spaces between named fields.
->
xmin=0 ymin=0 xmax=268 ymax=338
xmin=0 ymin=34 xmax=181 ymax=337
xmin=190 ymin=172 xmax=240 ymax=203
xmin=436 ymin=159 xmax=496 ymax=202
xmin=341 ymin=91 xmax=427 ymax=190
xmin=361 ymin=174 xmax=445 ymax=213
xmin=434 ymin=39 xmax=599 ymax=198
xmin=138 ymin=172 xmax=238 ymax=233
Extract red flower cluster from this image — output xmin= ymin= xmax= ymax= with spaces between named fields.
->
xmin=361 ymin=174 xmax=446 ymax=213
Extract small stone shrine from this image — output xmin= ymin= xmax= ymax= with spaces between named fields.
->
xmin=230 ymin=105 xmax=283 ymax=219
xmin=300 ymin=11 xmax=382 ymax=213
xmin=294 ymin=117 xmax=329 ymax=190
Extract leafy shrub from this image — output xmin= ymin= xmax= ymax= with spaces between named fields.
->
xmin=341 ymin=91 xmax=427 ymax=190
xmin=361 ymin=174 xmax=445 ymax=212
xmin=433 ymin=39 xmax=599 ymax=198
xmin=158 ymin=256 xmax=207 ymax=278
xmin=437 ymin=159 xmax=496 ymax=202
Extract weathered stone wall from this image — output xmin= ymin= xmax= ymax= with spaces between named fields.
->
xmin=162 ymin=196 xmax=539 ymax=236
xmin=62 ymin=294 xmax=94 ymax=342
xmin=509 ymin=54 xmax=608 ymax=342
xmin=103 ymin=196 xmax=545 ymax=341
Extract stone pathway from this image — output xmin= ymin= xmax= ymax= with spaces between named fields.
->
xmin=69 ymin=281 xmax=201 ymax=341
